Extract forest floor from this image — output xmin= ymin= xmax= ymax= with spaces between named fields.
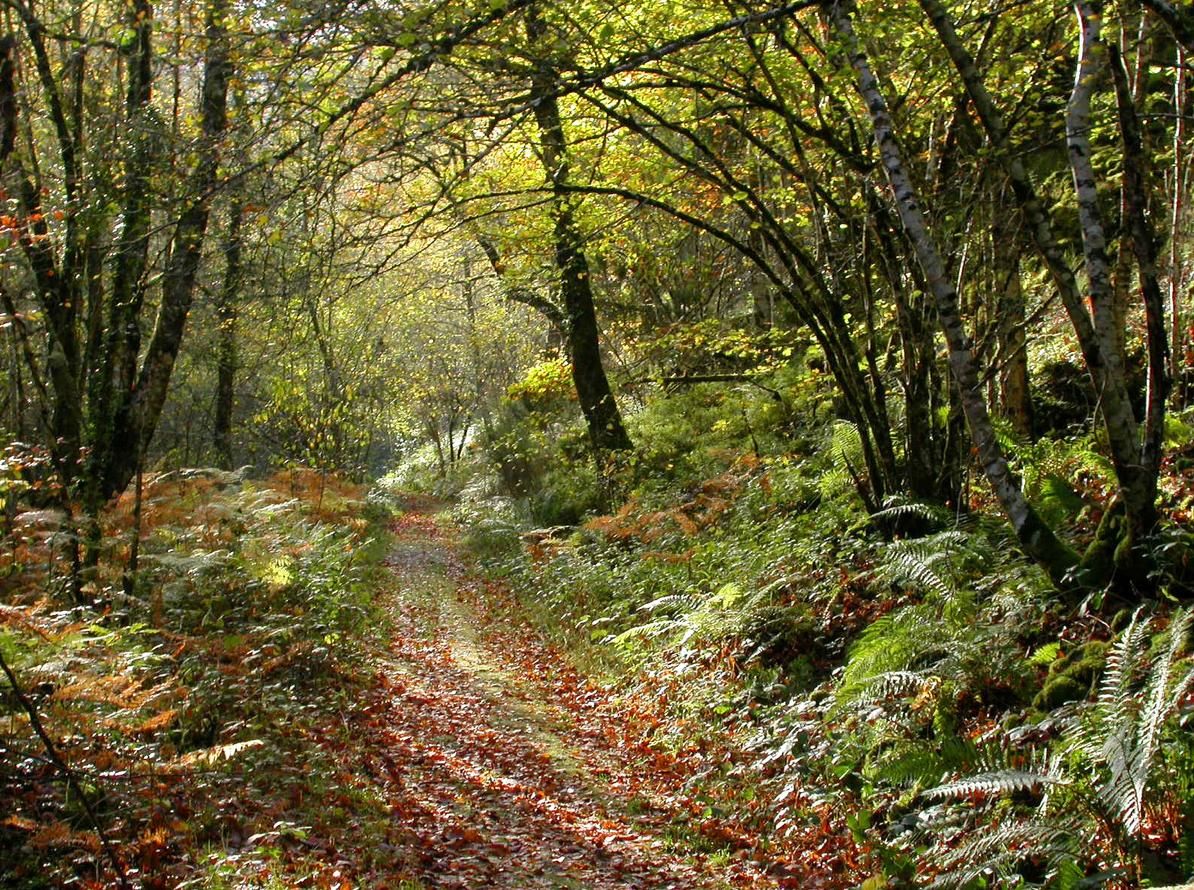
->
xmin=4 ymin=476 xmax=845 ymax=889
xmin=354 ymin=504 xmax=795 ymax=889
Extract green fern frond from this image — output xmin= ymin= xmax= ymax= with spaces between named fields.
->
xmin=1020 ymin=437 xmax=1114 ymax=498
xmin=1036 ymin=476 xmax=1089 ymax=524
xmin=924 ymin=767 xmax=1065 ymax=801
xmin=611 ymin=619 xmax=680 ymax=646
xmin=882 ymin=535 xmax=965 ymax=598
xmin=1137 ymin=609 xmax=1193 ymax=767
xmin=859 ymin=669 xmax=937 ymax=703
xmin=911 ymin=611 xmax=1191 ymax=886
xmin=1096 ymin=609 xmax=1150 ymax=715
xmin=871 ymin=497 xmax=948 ymax=525
xmin=869 ymin=736 xmax=982 ymax=789
xmin=829 ymin=420 xmax=865 ymax=473
xmin=637 ymin=593 xmax=702 ymax=615
xmin=821 ymin=420 xmax=867 ymax=498
xmin=835 ymin=608 xmax=934 ymax=707
xmin=144 ymin=549 xmax=232 ymax=575
xmin=1028 ymin=641 xmax=1062 ymax=667
xmin=835 ymin=588 xmax=983 ymax=713
xmin=928 ymin=816 xmax=1085 ymax=888
xmin=870 ymin=742 xmax=948 ymax=788
xmin=1085 ymin=607 xmax=1193 ymax=837
xmin=617 ymin=585 xmax=774 ymax=652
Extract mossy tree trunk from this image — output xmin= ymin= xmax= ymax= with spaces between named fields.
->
xmin=526 ymin=7 xmax=631 ymax=455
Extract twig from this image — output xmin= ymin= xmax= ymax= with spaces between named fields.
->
xmin=0 ymin=649 xmax=131 ymax=889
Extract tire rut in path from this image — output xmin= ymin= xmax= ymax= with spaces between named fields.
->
xmin=367 ymin=509 xmax=769 ymax=890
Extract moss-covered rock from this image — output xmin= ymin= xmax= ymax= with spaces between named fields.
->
xmin=1031 ymin=639 xmax=1108 ymax=712
xmin=1033 ymin=674 xmax=1088 ymax=711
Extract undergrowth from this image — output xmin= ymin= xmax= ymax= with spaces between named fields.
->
xmin=0 ymin=468 xmax=393 ymax=888
xmin=443 ymin=382 xmax=1194 ymax=889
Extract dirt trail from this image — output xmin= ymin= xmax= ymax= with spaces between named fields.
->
xmin=360 ymin=507 xmax=782 ymax=889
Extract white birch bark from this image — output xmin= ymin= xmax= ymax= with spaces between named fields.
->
xmin=919 ymin=0 xmax=1156 ymax=538
xmin=824 ymin=0 xmax=1077 ymax=583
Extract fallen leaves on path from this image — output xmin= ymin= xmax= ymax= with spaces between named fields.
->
xmin=339 ymin=507 xmax=844 ymax=889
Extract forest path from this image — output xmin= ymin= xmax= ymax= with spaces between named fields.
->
xmin=360 ymin=505 xmax=781 ymax=889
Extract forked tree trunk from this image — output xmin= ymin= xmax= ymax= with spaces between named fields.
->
xmin=97 ymin=0 xmax=231 ymax=504
xmin=867 ymin=192 xmax=939 ymax=500
xmin=918 ymin=0 xmax=1159 ymax=547
xmin=1065 ymin=1 xmax=1158 ymax=542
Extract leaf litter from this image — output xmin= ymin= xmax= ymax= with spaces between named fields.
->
xmin=357 ymin=506 xmax=794 ymax=888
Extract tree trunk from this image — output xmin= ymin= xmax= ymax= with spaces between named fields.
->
xmin=918 ymin=0 xmax=1159 ymax=551
xmin=101 ymin=0 xmax=232 ymax=498
xmin=867 ymin=192 xmax=939 ymax=500
xmin=993 ymin=210 xmax=1034 ymax=437
xmin=1067 ymin=0 xmax=1156 ymax=538
xmin=749 ymin=229 xmax=773 ymax=330
xmin=428 ymin=421 xmax=446 ymax=476
xmin=0 ymin=36 xmax=83 ymax=478
xmin=213 ymin=198 xmax=242 ymax=470
xmin=1111 ymin=43 xmax=1167 ymax=502
xmin=526 ymin=8 xmax=631 ymax=454
xmin=1168 ymin=45 xmax=1188 ymax=405
xmin=826 ymin=0 xmax=1080 ymax=587
xmin=87 ymin=0 xmax=155 ymax=507
xmin=462 ymin=253 xmax=495 ymax=441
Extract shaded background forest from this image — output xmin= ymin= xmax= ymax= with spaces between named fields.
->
xmin=2 ymin=0 xmax=1194 ymax=886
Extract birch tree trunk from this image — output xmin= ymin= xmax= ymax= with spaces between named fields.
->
xmin=918 ymin=0 xmax=1159 ymax=551
xmin=825 ymin=0 xmax=1079 ymax=587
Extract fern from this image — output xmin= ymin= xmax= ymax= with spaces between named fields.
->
xmin=829 ymin=420 xmax=865 ymax=476
xmin=868 ymin=736 xmax=984 ymax=790
xmin=1028 ymin=642 xmax=1062 ymax=667
xmin=821 ymin=420 xmax=867 ymax=499
xmin=1036 ymin=476 xmax=1089 ymax=525
xmin=925 ymin=767 xmax=1065 ymax=801
xmin=611 ymin=618 xmax=684 ymax=646
xmin=833 ymin=591 xmax=980 ymax=715
xmin=927 ymin=817 xmax=1087 ymax=888
xmin=916 ymin=608 xmax=1193 ymax=886
xmin=143 ymin=549 xmax=231 ymax=576
xmin=871 ymin=496 xmax=949 ymax=526
xmin=861 ymin=669 xmax=938 ymax=703
xmin=1017 ymin=436 xmax=1115 ymax=523
xmin=1072 ymin=607 xmax=1194 ymax=838
xmin=879 ymin=530 xmax=970 ymax=598
xmin=611 ymin=585 xmax=760 ymax=652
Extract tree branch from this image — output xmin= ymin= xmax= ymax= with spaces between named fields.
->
xmin=0 ymin=650 xmax=131 ymax=889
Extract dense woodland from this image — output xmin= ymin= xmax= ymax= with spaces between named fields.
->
xmin=2 ymin=0 xmax=1194 ymax=886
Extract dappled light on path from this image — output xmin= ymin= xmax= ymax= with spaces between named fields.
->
xmin=355 ymin=508 xmax=785 ymax=889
